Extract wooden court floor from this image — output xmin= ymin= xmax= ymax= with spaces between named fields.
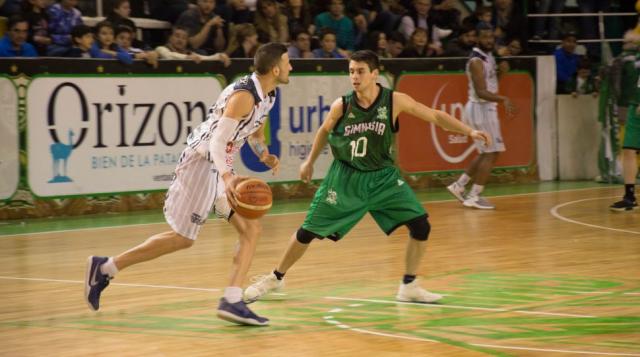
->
xmin=0 ymin=186 xmax=639 ymax=356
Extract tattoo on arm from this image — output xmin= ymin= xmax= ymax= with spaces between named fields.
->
xmin=251 ymin=139 xmax=267 ymax=159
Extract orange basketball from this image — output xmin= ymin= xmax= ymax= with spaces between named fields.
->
xmin=232 ymin=178 xmax=273 ymax=219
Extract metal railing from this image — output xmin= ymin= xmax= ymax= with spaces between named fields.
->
xmin=527 ymin=12 xmax=637 ymax=44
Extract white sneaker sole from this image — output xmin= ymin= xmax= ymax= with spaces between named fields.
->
xmin=447 ymin=185 xmax=465 ymax=202
xmin=396 ymin=294 xmax=443 ymax=303
xmin=463 ymin=201 xmax=495 ymax=210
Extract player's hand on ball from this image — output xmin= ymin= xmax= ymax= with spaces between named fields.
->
xmin=223 ymin=173 xmax=248 ymax=206
xmin=300 ymin=160 xmax=314 ymax=184
xmin=470 ymin=129 xmax=492 ymax=147
xmin=260 ymin=154 xmax=280 ymax=175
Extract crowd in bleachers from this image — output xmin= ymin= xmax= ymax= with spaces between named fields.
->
xmin=0 ymin=0 xmax=531 ymax=63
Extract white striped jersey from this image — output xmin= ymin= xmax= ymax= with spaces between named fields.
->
xmin=466 ymin=47 xmax=498 ymax=106
xmin=187 ymin=73 xmax=276 ymax=169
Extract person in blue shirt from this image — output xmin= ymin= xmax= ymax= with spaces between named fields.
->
xmin=554 ymin=31 xmax=580 ymax=94
xmin=0 ymin=15 xmax=38 ymax=57
xmin=89 ymin=20 xmax=133 ymax=65
xmin=46 ymin=0 xmax=83 ymax=56
xmin=312 ymin=28 xmax=345 ymax=58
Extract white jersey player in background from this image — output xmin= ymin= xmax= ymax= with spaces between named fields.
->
xmin=447 ymin=23 xmax=515 ymax=209
xmin=84 ymin=43 xmax=291 ymax=326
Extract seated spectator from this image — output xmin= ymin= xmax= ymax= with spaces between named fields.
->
xmin=227 ymin=23 xmax=259 ymax=58
xmin=312 ymin=27 xmax=344 ymax=58
xmin=567 ymin=57 xmax=598 ymax=97
xmin=443 ymin=23 xmax=476 ymax=57
xmin=156 ymin=26 xmax=230 ymax=66
xmin=115 ymin=25 xmax=158 ymax=68
xmin=363 ymin=31 xmax=390 ymax=58
xmin=282 ymin=0 xmax=314 ymax=39
xmin=492 ymin=0 xmax=526 ymax=48
xmin=63 ymin=23 xmax=92 ymax=58
xmin=398 ymin=27 xmax=432 ymax=58
xmin=555 ymin=31 xmax=580 ymax=94
xmin=0 ymin=14 xmax=37 ymax=57
xmin=254 ymin=0 xmax=288 ymax=43
xmin=22 ymin=0 xmax=51 ymax=55
xmin=47 ymin=0 xmax=83 ymax=56
xmin=497 ymin=37 xmax=522 ymax=56
xmin=398 ymin=0 xmax=446 ymax=54
xmin=314 ymin=0 xmax=355 ymax=52
xmin=386 ymin=31 xmax=406 ymax=58
xmin=287 ymin=29 xmax=313 ymax=58
xmin=176 ymin=0 xmax=227 ymax=55
xmin=105 ymin=0 xmax=144 ymax=48
xmin=89 ymin=21 xmax=133 ymax=64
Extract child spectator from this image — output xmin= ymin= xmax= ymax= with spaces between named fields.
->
xmin=63 ymin=23 xmax=93 ymax=57
xmin=156 ymin=25 xmax=230 ymax=66
xmin=115 ymin=25 xmax=158 ymax=68
xmin=567 ymin=57 xmax=598 ymax=97
xmin=21 ymin=0 xmax=51 ymax=55
xmin=89 ymin=20 xmax=133 ymax=64
xmin=312 ymin=27 xmax=344 ymax=58
xmin=555 ymin=31 xmax=580 ymax=94
xmin=47 ymin=0 xmax=83 ymax=56
xmin=0 ymin=14 xmax=37 ymax=57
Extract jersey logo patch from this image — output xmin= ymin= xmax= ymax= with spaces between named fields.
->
xmin=326 ymin=188 xmax=338 ymax=205
xmin=397 ymin=179 xmax=405 ymax=186
xmin=376 ymin=106 xmax=388 ymax=121
xmin=348 ymin=112 xmax=356 ymax=119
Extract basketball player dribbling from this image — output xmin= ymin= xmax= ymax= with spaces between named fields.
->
xmin=84 ymin=43 xmax=291 ymax=326
xmin=244 ymin=50 xmax=491 ymax=306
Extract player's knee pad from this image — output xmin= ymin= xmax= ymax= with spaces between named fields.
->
xmin=296 ymin=227 xmax=318 ymax=244
xmin=407 ymin=217 xmax=430 ymax=241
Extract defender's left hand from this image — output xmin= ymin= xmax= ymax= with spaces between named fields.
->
xmin=470 ymin=130 xmax=493 ymax=147
xmin=260 ymin=154 xmax=280 ymax=175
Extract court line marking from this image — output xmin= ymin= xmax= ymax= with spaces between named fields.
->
xmin=0 ymin=276 xmax=220 ymax=292
xmin=550 ymin=196 xmax=640 ymax=235
xmin=470 ymin=343 xmax=640 ymax=356
xmin=0 ymin=186 xmax=618 ymax=237
xmin=325 ymin=296 xmax=595 ymax=318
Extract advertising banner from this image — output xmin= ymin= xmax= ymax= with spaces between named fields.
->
xmin=234 ymin=74 xmax=391 ymax=182
xmin=396 ymin=73 xmax=534 ymax=173
xmin=27 ymin=76 xmax=223 ymax=197
xmin=0 ymin=77 xmax=19 ymax=200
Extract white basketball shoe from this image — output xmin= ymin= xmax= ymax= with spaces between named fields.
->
xmin=396 ymin=280 xmax=443 ymax=303
xmin=243 ymin=272 xmax=284 ymax=303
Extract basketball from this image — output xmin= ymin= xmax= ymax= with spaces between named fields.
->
xmin=232 ymin=178 xmax=273 ymax=219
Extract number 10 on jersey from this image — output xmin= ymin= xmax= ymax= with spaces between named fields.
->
xmin=350 ymin=137 xmax=368 ymax=160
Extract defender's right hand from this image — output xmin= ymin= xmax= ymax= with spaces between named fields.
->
xmin=223 ymin=173 xmax=248 ymax=206
xmin=299 ymin=161 xmax=314 ymax=184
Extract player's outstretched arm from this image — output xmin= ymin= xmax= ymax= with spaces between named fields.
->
xmin=248 ymin=122 xmax=280 ymax=175
xmin=393 ymin=91 xmax=492 ymax=147
xmin=300 ymin=97 xmax=343 ymax=183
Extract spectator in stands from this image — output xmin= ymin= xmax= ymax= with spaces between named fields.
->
xmin=176 ymin=0 xmax=227 ymax=55
xmin=363 ymin=31 xmax=390 ymax=58
xmin=497 ymin=37 xmax=523 ymax=56
xmin=386 ymin=30 xmax=406 ymax=58
xmin=475 ymin=6 xmax=492 ymax=29
xmin=105 ymin=0 xmax=145 ymax=49
xmin=63 ymin=23 xmax=92 ymax=57
xmin=0 ymin=0 xmax=21 ymax=17
xmin=149 ymin=0 xmax=194 ymax=24
xmin=0 ymin=14 xmax=37 ymax=57
xmin=282 ymin=0 xmax=314 ymax=39
xmin=287 ymin=29 xmax=313 ymax=58
xmin=312 ymin=27 xmax=344 ymax=58
xmin=254 ymin=0 xmax=288 ymax=43
xmin=398 ymin=27 xmax=432 ymax=57
xmin=89 ymin=20 xmax=133 ymax=64
xmin=314 ymin=0 xmax=355 ymax=53
xmin=555 ymin=31 xmax=580 ymax=94
xmin=115 ymin=25 xmax=159 ymax=68
xmin=492 ymin=0 xmax=526 ymax=48
xmin=566 ymin=57 xmax=598 ymax=97
xmin=430 ymin=0 xmax=461 ymax=32
xmin=398 ymin=0 xmax=447 ymax=55
xmin=532 ymin=0 xmax=565 ymax=40
xmin=443 ymin=23 xmax=476 ymax=57
xmin=156 ymin=25 xmax=230 ymax=66
xmin=228 ymin=0 xmax=253 ymax=25
xmin=47 ymin=0 xmax=83 ymax=56
xmin=21 ymin=0 xmax=51 ymax=56
xmin=227 ymin=23 xmax=258 ymax=58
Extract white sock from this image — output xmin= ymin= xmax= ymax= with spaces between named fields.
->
xmin=224 ymin=287 xmax=243 ymax=303
xmin=100 ymin=257 xmax=119 ymax=277
xmin=469 ymin=184 xmax=484 ymax=197
xmin=456 ymin=173 xmax=471 ymax=186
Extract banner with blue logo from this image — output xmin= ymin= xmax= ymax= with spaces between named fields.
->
xmin=26 ymin=76 xmax=223 ymax=197
xmin=234 ymin=74 xmax=391 ymax=182
xmin=0 ymin=77 xmax=19 ymax=200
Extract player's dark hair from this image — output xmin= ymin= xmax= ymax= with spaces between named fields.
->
xmin=350 ymin=50 xmax=380 ymax=72
xmin=254 ymin=42 xmax=288 ymax=75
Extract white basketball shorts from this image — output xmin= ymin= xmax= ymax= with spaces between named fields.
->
xmin=164 ymin=147 xmax=232 ymax=240
xmin=463 ymin=101 xmax=506 ymax=153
